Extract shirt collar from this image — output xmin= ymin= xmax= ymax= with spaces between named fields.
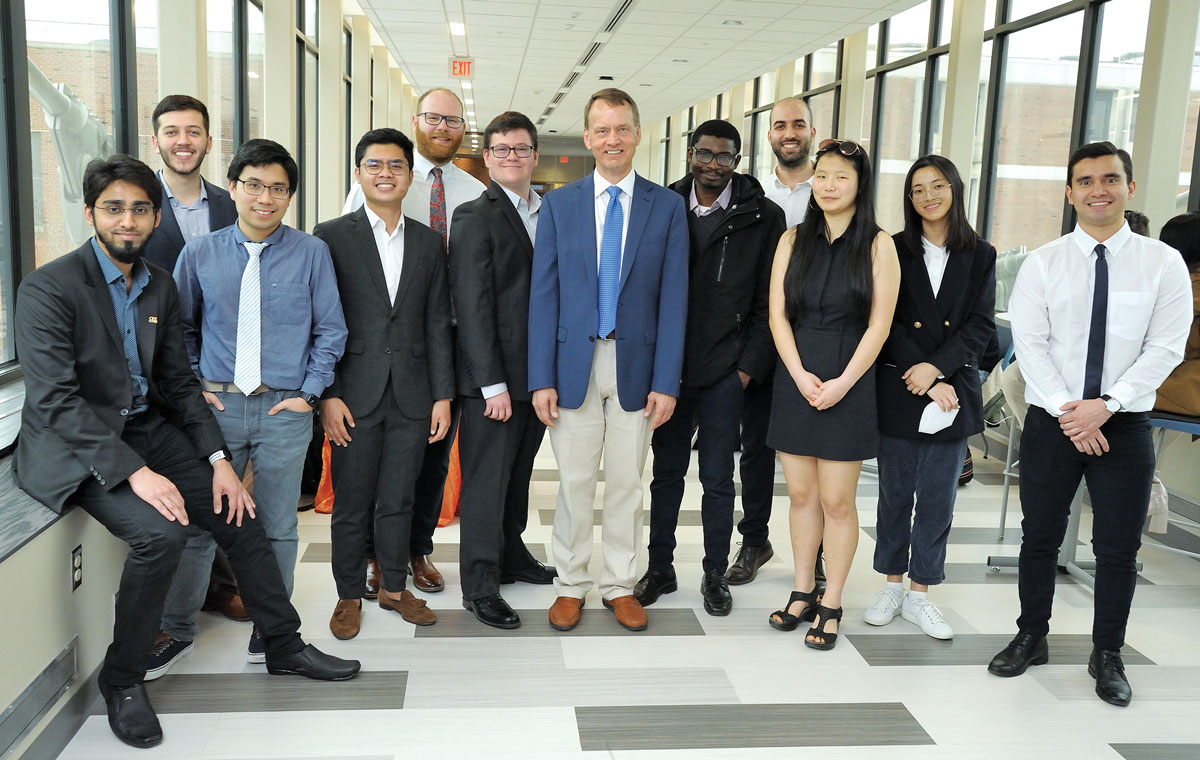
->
xmin=593 ymin=169 xmax=636 ymax=200
xmin=773 ymin=166 xmax=813 ymax=192
xmin=158 ymin=169 xmax=208 ymax=203
xmin=1071 ymin=220 xmax=1132 ymax=258
xmin=500 ymin=184 xmax=541 ymax=214
xmin=363 ymin=203 xmax=405 ymax=237
xmin=688 ymin=179 xmax=733 ymax=216
xmin=231 ymin=222 xmax=287 ymax=248
xmin=414 ymin=152 xmax=455 ymax=182
xmin=91 ymin=237 xmax=151 ymax=287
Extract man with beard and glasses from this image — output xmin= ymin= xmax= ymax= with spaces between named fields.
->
xmin=140 ymin=94 xmax=249 ymax=641
xmin=13 ymin=155 xmax=359 ymax=749
xmin=341 ymin=87 xmax=485 ymax=595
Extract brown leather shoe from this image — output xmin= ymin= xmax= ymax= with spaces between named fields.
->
xmin=549 ymin=596 xmax=584 ymax=631
xmin=365 ymin=558 xmax=381 ymax=599
xmin=379 ymin=588 xmax=437 ymax=625
xmin=329 ymin=598 xmax=362 ymax=640
xmin=203 ymin=588 xmax=250 ymax=622
xmin=409 ymin=554 xmax=445 ymax=592
xmin=603 ymin=595 xmax=648 ymax=631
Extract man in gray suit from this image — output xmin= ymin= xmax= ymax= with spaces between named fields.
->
xmin=314 ymin=128 xmax=455 ymax=639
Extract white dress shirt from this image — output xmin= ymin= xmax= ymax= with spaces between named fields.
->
xmin=1009 ymin=221 xmax=1192 ymax=416
xmin=592 ymin=169 xmax=637 ymax=267
xmin=689 ymin=180 xmax=732 ymax=217
xmin=363 ymin=204 xmax=404 ymax=305
xmin=763 ymin=167 xmax=812 ymax=228
xmin=922 ymin=237 xmax=949 ymax=297
xmin=342 ymin=153 xmax=486 ymax=234
xmin=481 ymin=185 xmax=542 ymax=401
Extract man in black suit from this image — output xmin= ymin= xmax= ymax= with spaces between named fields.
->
xmin=314 ymin=129 xmax=454 ymax=638
xmin=143 ymin=95 xmax=237 ymax=273
xmin=448 ymin=111 xmax=557 ymax=629
xmin=13 ymin=155 xmax=359 ymax=749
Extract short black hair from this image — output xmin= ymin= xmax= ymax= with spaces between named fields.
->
xmin=227 ymin=138 xmax=298 ymax=193
xmin=1067 ymin=141 xmax=1133 ymax=186
xmin=355 ymin=128 xmax=414 ymax=169
xmin=689 ymin=119 xmax=741 ymax=154
xmin=484 ymin=111 xmax=538 ymax=150
xmin=152 ymin=94 xmax=210 ymax=134
xmin=83 ymin=153 xmax=162 ymax=210
xmin=1124 ymin=210 xmax=1150 ymax=236
xmin=1160 ymin=211 xmax=1200 ymax=271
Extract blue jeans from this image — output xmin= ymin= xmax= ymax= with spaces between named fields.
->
xmin=648 ymin=371 xmax=744 ymax=575
xmin=160 ymin=390 xmax=312 ymax=641
xmin=873 ymin=434 xmax=967 ymax=586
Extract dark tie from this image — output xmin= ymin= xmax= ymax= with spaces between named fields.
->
xmin=1082 ymin=244 xmax=1108 ymax=399
xmin=429 ymin=166 xmax=447 ymax=252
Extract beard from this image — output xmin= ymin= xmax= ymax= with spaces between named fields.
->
xmin=774 ymin=139 xmax=812 ymax=169
xmin=158 ymin=144 xmax=205 ymax=176
xmin=414 ymin=128 xmax=462 ymax=164
xmin=97 ymin=229 xmax=147 ymax=264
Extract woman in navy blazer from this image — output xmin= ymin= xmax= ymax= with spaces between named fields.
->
xmin=865 ymin=155 xmax=997 ymax=639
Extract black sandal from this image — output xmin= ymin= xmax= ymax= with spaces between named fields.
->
xmin=768 ymin=589 xmax=819 ymax=631
xmin=805 ymin=604 xmax=843 ymax=650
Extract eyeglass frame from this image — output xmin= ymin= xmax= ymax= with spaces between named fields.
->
xmin=690 ymin=148 xmax=740 ymax=167
xmin=234 ymin=178 xmax=292 ymax=199
xmin=485 ymin=144 xmax=535 ymax=159
xmin=907 ymin=182 xmax=951 ymax=202
xmin=359 ymin=158 xmax=411 ymax=175
xmin=417 ymin=112 xmax=466 ymax=129
xmin=92 ymin=203 xmax=156 ymax=218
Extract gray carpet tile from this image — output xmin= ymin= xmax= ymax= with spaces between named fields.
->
xmin=415 ymin=608 xmax=705 ymax=637
xmin=575 ymin=703 xmax=932 ymax=750
xmin=126 ymin=671 xmax=407 ymax=713
xmin=1111 ymin=744 xmax=1200 ymax=759
xmin=847 ymin=633 xmax=1153 ymax=667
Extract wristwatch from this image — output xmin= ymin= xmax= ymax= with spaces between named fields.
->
xmin=300 ymin=392 xmax=319 ymax=409
xmin=1101 ymin=394 xmax=1121 ymax=414
xmin=208 ymin=447 xmax=232 ymax=465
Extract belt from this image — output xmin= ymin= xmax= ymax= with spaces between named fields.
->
xmin=202 ymin=379 xmax=274 ymax=395
xmin=598 ymin=331 xmax=616 ymax=341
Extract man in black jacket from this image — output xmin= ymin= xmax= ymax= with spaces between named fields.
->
xmin=635 ymin=120 xmax=785 ymax=615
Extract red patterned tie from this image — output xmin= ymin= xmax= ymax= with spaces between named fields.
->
xmin=429 ymin=166 xmax=447 ymax=252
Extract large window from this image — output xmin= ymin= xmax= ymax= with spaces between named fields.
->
xmin=134 ymin=0 xmax=158 ymax=161
xmin=247 ymin=1 xmax=265 ymax=140
xmin=886 ymin=1 xmax=931 ymax=64
xmin=299 ymin=46 xmax=318 ymax=231
xmin=207 ymin=0 xmax=235 ymax=181
xmin=1186 ymin=14 xmax=1200 ymax=211
xmin=876 ymin=63 xmax=927 ymax=233
xmin=0 ymin=25 xmax=13 ymax=365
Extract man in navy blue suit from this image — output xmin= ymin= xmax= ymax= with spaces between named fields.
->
xmin=529 ymin=88 xmax=688 ymax=632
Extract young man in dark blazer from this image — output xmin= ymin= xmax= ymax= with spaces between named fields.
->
xmin=143 ymin=95 xmax=237 ymax=273
xmin=449 ymin=111 xmax=557 ymax=629
xmin=13 ymin=155 xmax=358 ymax=749
xmin=314 ymin=128 xmax=455 ymax=639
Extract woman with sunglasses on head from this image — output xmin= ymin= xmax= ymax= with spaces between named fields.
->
xmin=766 ymin=140 xmax=900 ymax=650
xmin=864 ymin=155 xmax=996 ymax=639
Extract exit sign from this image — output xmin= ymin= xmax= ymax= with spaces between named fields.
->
xmin=449 ymin=57 xmax=474 ymax=77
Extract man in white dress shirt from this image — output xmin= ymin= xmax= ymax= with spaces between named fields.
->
xmin=987 ymin=141 xmax=1192 ymax=707
xmin=342 ymin=87 xmax=485 ymax=593
xmin=761 ymin=96 xmax=816 ymax=229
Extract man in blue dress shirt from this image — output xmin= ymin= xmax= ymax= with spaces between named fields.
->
xmin=156 ymin=139 xmax=347 ymax=671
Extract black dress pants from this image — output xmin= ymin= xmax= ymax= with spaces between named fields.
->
xmin=1016 ymin=406 xmax=1154 ymax=650
xmin=75 ymin=411 xmax=303 ymax=688
xmin=736 ymin=373 xmax=775 ymax=548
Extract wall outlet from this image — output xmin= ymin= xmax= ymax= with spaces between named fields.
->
xmin=71 ymin=545 xmax=83 ymax=591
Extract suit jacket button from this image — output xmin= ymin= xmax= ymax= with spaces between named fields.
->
xmin=120 ymin=408 xmax=129 ymax=416
xmin=589 ymin=336 xmax=595 ymax=342
xmin=944 ymin=320 xmax=950 ymax=326
xmin=384 ymin=348 xmax=392 ymax=354
xmin=913 ymin=321 xmax=922 ymax=328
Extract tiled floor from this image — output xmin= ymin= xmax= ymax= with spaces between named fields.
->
xmin=58 ymin=443 xmax=1200 ymax=759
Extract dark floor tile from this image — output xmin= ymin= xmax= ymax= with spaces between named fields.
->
xmin=575 ymin=703 xmax=932 ymax=750
xmin=1111 ymin=744 xmax=1200 ymax=760
xmin=124 ymin=671 xmax=407 ymax=714
xmin=415 ymin=608 xmax=705 ymax=637
xmin=847 ymin=633 xmax=1153 ymax=667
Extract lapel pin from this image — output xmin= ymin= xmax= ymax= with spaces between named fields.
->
xmin=148 ymin=316 xmax=158 ymax=324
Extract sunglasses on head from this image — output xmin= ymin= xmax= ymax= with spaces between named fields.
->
xmin=817 ymin=139 xmax=862 ymax=157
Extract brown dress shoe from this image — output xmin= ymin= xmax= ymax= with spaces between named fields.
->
xmin=365 ymin=558 xmax=381 ymax=599
xmin=409 ymin=554 xmax=445 ymax=592
xmin=603 ymin=595 xmax=648 ymax=631
xmin=203 ymin=588 xmax=251 ymax=622
xmin=329 ymin=598 xmax=362 ymax=639
xmin=379 ymin=588 xmax=437 ymax=625
xmin=549 ymin=596 xmax=584 ymax=631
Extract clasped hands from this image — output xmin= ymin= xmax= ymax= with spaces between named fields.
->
xmin=793 ymin=370 xmax=851 ymax=411
xmin=1058 ymin=398 xmax=1112 ymax=456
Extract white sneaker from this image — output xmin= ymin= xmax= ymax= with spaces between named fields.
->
xmin=863 ymin=589 xmax=902 ymax=626
xmin=901 ymin=595 xmax=954 ymax=639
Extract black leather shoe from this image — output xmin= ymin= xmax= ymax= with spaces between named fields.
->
xmin=500 ymin=561 xmax=557 ymax=585
xmin=987 ymin=632 xmax=1049 ymax=677
xmin=633 ymin=568 xmax=678 ymax=606
xmin=463 ymin=594 xmax=521 ymax=629
xmin=725 ymin=540 xmax=773 ymax=585
xmin=701 ymin=571 xmax=733 ymax=616
xmin=1089 ymin=647 xmax=1132 ymax=706
xmin=267 ymin=644 xmax=361 ymax=681
xmin=98 ymin=677 xmax=163 ymax=748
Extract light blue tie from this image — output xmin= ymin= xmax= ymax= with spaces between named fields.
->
xmin=598 ymin=185 xmax=623 ymax=337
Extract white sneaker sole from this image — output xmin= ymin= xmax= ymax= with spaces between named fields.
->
xmin=863 ymin=609 xmax=899 ymax=626
xmin=247 ymin=648 xmax=267 ymax=664
xmin=144 ymin=642 xmax=193 ymax=681
xmin=901 ymin=607 xmax=954 ymax=640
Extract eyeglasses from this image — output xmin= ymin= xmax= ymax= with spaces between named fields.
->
xmin=817 ymin=139 xmax=862 ymax=157
xmin=417 ymin=112 xmax=466 ymax=129
xmin=94 ymin=204 xmax=155 ymax=218
xmin=486 ymin=144 xmax=534 ymax=158
xmin=692 ymin=148 xmax=739 ymax=167
xmin=235 ymin=179 xmax=292 ymax=199
xmin=360 ymin=159 xmax=410 ymax=174
xmin=908 ymin=182 xmax=951 ymax=202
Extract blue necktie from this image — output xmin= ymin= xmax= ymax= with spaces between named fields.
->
xmin=598 ymin=185 xmax=623 ymax=337
xmin=1082 ymin=244 xmax=1108 ymax=399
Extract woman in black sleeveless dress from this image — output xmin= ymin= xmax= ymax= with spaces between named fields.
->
xmin=765 ymin=141 xmax=900 ymax=650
